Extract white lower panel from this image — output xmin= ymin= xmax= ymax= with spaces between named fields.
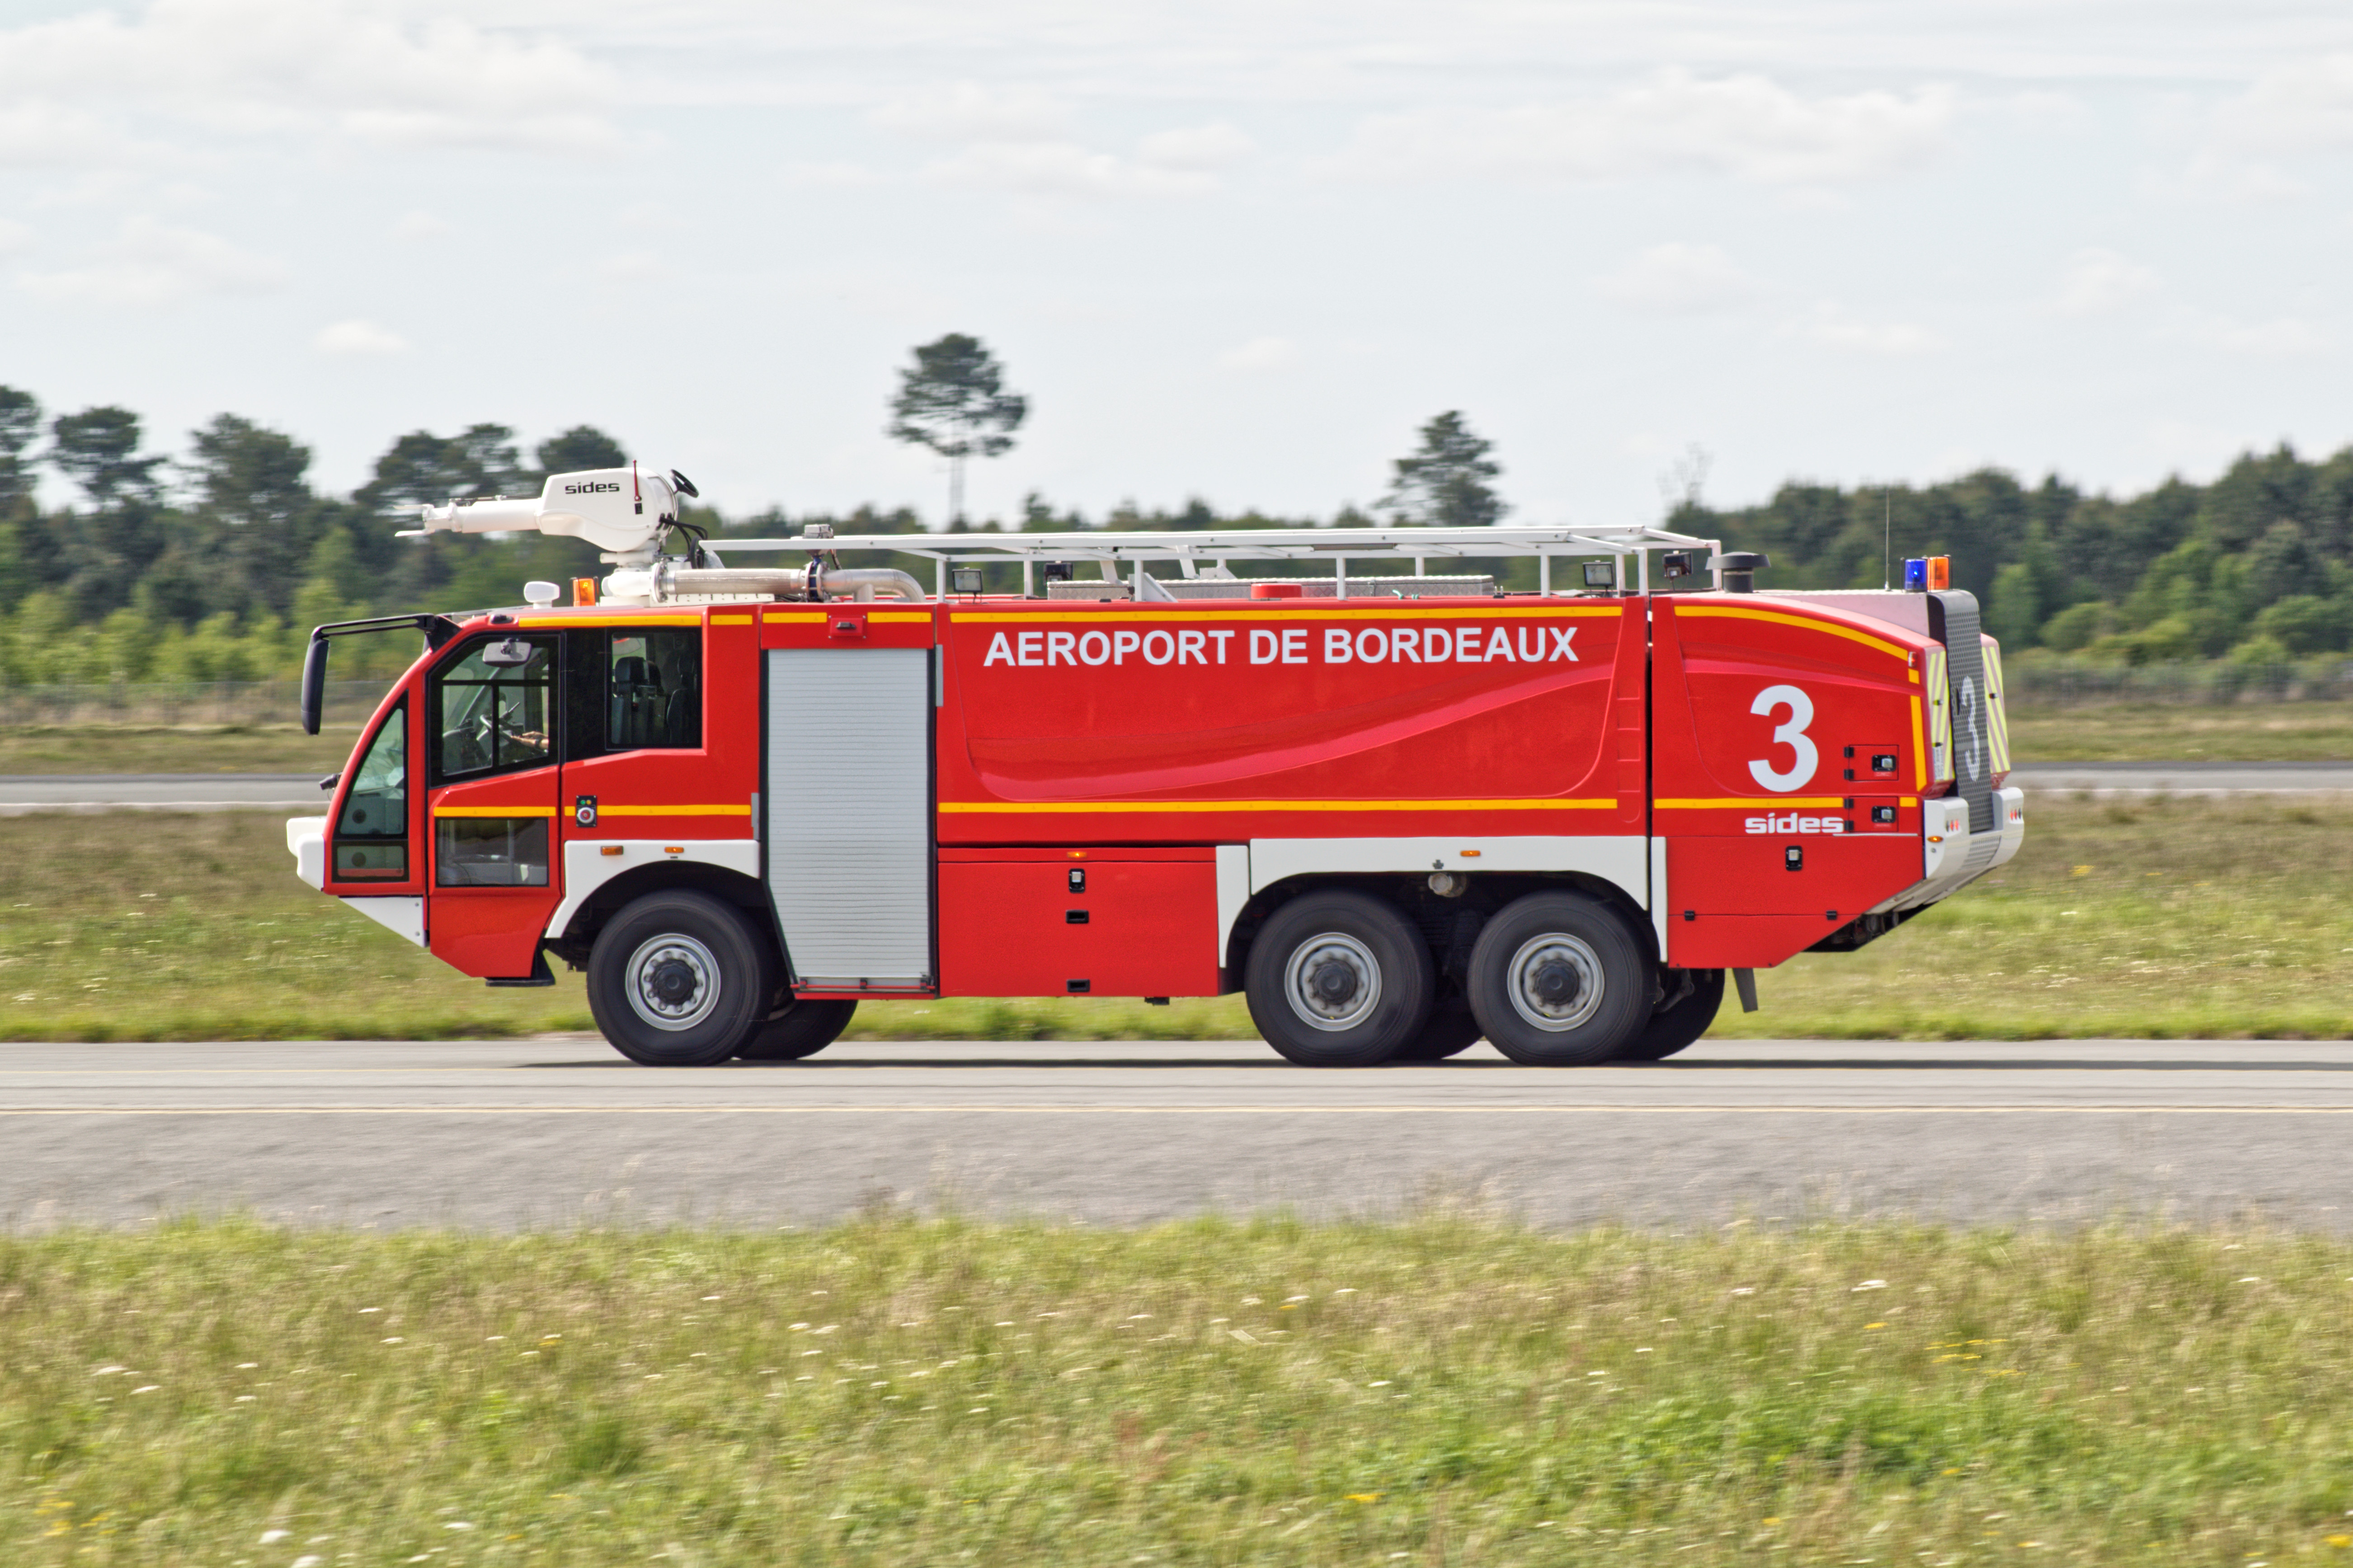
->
xmin=1648 ymin=836 xmax=1669 ymax=960
xmin=286 ymin=815 xmax=328 ymax=891
xmin=1248 ymin=836 xmax=1650 ymax=912
xmin=343 ymin=895 xmax=425 ymax=947
xmin=1214 ymin=845 xmax=1249 ymax=976
xmin=542 ymin=840 xmax=762 ymax=939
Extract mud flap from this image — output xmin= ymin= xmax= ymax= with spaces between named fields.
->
xmin=1732 ymin=967 xmax=1758 ymax=1013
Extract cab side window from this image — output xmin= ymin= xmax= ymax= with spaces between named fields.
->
xmin=432 ymin=636 xmax=556 ymax=784
xmin=607 ymin=629 xmax=701 ymax=751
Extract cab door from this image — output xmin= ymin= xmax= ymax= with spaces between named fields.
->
xmin=424 ymin=631 xmax=563 ymax=980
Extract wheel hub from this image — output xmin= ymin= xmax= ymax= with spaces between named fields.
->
xmin=625 ymin=934 xmax=722 ymax=1033
xmin=1530 ymin=961 xmax=1581 ymax=1006
xmin=1283 ymin=934 xmax=1382 ymax=1032
xmin=1505 ymin=934 xmax=1604 ymax=1032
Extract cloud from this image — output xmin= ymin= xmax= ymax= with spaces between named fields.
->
xmin=2054 ymin=248 xmax=2161 ymax=315
xmin=312 ymin=318 xmax=409 ymax=356
xmin=598 ymin=251 xmax=665 ymax=281
xmin=870 ymin=82 xmax=1068 ymax=143
xmin=0 ymin=0 xmax=621 ymax=167
xmin=1328 ymin=70 xmax=1955 ymax=187
xmin=2212 ymin=53 xmax=2353 ymax=155
xmin=2192 ymin=315 xmax=2327 ymax=357
xmin=923 ymin=141 xmax=1215 ymax=199
xmin=391 ymin=211 xmax=453 ymax=242
xmin=1596 ymin=242 xmax=1759 ymax=315
xmin=1217 ymin=336 xmax=1300 ymax=372
xmin=1795 ymin=303 xmax=1946 ymax=355
xmin=18 ymin=216 xmax=284 ymax=306
xmin=1138 ymin=121 xmax=1256 ymax=172
xmin=0 ymin=219 xmax=28 ymax=256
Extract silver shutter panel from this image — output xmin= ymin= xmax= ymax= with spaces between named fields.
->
xmin=764 ymin=648 xmax=932 ymax=987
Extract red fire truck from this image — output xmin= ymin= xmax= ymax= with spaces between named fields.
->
xmin=286 ymin=467 xmax=2023 ymax=1068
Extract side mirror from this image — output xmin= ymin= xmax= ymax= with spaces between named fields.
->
xmin=480 ymin=638 xmax=537 ymax=668
xmin=300 ymin=634 xmax=329 ymax=736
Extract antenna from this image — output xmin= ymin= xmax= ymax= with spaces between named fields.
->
xmin=1882 ymin=487 xmax=1891 ymax=592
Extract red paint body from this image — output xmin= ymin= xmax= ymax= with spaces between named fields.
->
xmin=325 ymin=588 xmax=1976 ymax=993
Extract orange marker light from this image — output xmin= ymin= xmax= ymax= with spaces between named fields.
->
xmin=1459 ymin=849 xmax=1482 ymax=858
xmin=600 ymin=845 xmax=623 ymax=857
xmin=1925 ymin=557 xmax=1951 ymax=591
xmin=572 ymin=577 xmax=598 ymax=606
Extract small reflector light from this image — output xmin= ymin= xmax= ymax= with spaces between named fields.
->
xmin=664 ymin=846 xmax=683 ymax=854
xmin=572 ymin=577 xmax=598 ymax=606
xmin=1458 ymin=849 xmax=1481 ymax=858
xmin=600 ymin=845 xmax=623 ymax=856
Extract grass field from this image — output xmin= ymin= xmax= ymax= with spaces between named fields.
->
xmin=1 ymin=792 xmax=2348 ymax=1043
xmin=2004 ymin=702 xmax=2353 ymax=763
xmin=2 ymin=696 xmax=2350 ymax=780
xmin=8 ymin=1216 xmax=2353 ymax=1565
xmin=0 ymin=725 xmax=359 ymax=776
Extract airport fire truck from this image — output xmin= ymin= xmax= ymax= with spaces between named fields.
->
xmin=285 ymin=466 xmax=2024 ymax=1069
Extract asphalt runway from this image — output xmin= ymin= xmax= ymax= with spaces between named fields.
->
xmin=7 ymin=1038 xmax=2353 ymax=1232
xmin=1 ymin=764 xmax=2347 ymax=813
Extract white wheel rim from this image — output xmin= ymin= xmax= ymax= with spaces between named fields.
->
xmin=626 ymin=933 xmax=722 ymax=1032
xmin=1283 ymin=932 xmax=1382 ymax=1032
xmin=1506 ymin=932 xmax=1604 ymax=1032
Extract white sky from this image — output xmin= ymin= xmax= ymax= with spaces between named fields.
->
xmin=5 ymin=0 xmax=2353 ymax=528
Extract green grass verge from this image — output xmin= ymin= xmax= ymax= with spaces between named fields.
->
xmin=2005 ymin=700 xmax=2353 ymax=763
xmin=11 ymin=1217 xmax=2353 ymax=1564
xmin=0 ymin=725 xmax=362 ymax=776
xmin=4 ymin=793 xmax=2350 ymax=1043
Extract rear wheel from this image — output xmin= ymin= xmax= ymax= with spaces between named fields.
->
xmin=1466 ymin=892 xmax=1650 ymax=1066
xmin=1618 ymin=968 xmax=1723 ymax=1062
xmin=736 ymin=998 xmax=858 ymax=1062
xmin=1391 ymin=995 xmax=1483 ymax=1061
xmin=587 ymin=891 xmax=774 ymax=1066
xmin=1245 ymin=890 xmax=1435 ymax=1067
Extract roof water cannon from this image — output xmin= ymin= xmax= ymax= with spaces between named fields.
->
xmin=403 ymin=465 xmax=696 ymax=566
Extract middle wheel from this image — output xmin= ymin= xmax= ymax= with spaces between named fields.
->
xmin=1465 ymin=891 xmax=1651 ymax=1066
xmin=1244 ymin=889 xmax=1435 ymax=1067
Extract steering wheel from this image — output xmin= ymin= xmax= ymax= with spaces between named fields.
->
xmin=447 ymin=714 xmax=493 ymax=775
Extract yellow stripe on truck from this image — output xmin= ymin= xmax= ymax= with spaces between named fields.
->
xmin=1655 ymin=798 xmax=1847 ymax=810
xmin=940 ymin=798 xmax=1617 ymax=814
xmin=598 ymin=804 xmax=753 ymax=817
xmin=433 ymin=805 xmax=559 ymax=818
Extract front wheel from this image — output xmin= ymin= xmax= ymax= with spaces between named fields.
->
xmin=587 ymin=891 xmax=775 ymax=1066
xmin=1618 ymin=968 xmax=1724 ymax=1062
xmin=1465 ymin=892 xmax=1650 ymax=1066
xmin=1245 ymin=890 xmax=1435 ymax=1067
xmin=737 ymin=998 xmax=858 ymax=1062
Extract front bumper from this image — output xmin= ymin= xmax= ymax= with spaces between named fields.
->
xmin=1873 ymin=784 xmax=2024 ymax=915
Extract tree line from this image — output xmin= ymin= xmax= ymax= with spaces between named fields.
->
xmin=0 ymin=363 xmax=2345 ymax=690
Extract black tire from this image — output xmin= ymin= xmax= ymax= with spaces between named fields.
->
xmin=1618 ymin=968 xmax=1724 ymax=1062
xmin=1391 ymin=995 xmax=1483 ymax=1061
xmin=586 ymin=891 xmax=775 ymax=1066
xmin=736 ymin=998 xmax=858 ymax=1062
xmin=1244 ymin=889 xmax=1435 ymax=1067
xmin=1465 ymin=892 xmax=1651 ymax=1066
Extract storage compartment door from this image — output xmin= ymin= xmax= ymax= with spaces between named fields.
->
xmin=764 ymin=648 xmax=934 ymax=989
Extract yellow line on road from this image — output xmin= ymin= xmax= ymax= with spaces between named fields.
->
xmin=3 ymin=1104 xmax=2353 ymax=1116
